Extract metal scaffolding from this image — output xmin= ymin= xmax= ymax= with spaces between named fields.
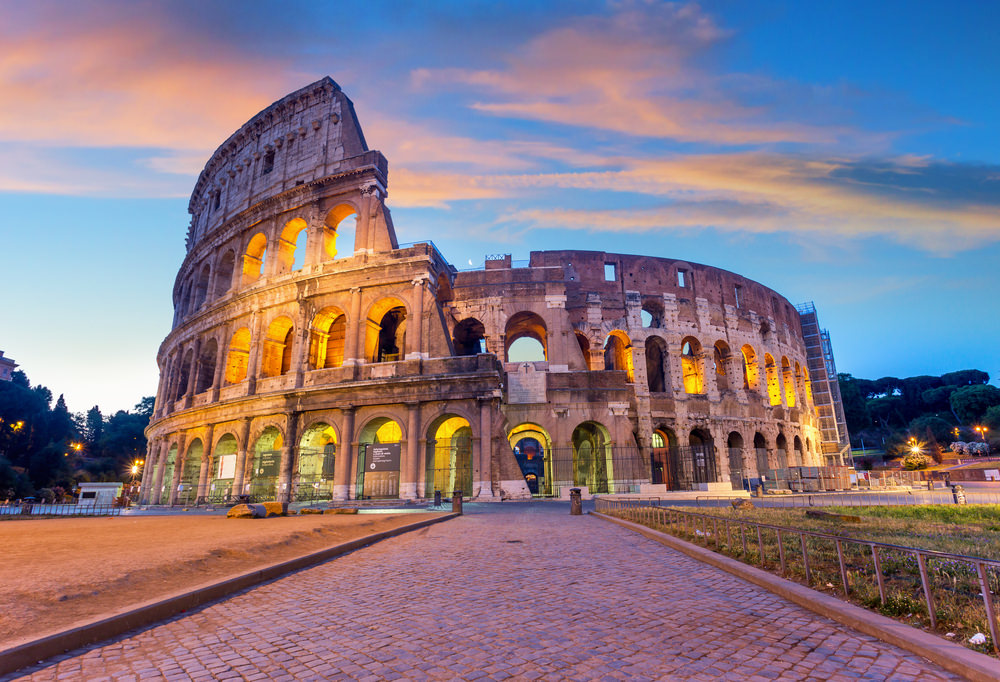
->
xmin=796 ymin=302 xmax=851 ymax=464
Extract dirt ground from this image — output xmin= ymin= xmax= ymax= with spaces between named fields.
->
xmin=0 ymin=512 xmax=441 ymax=648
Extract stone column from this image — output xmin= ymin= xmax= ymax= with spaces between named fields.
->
xmin=198 ymin=424 xmax=214 ymax=503
xmin=278 ymin=412 xmax=299 ymax=503
xmin=405 ymin=278 xmax=426 ymax=360
xmin=168 ymin=433 xmax=187 ymax=506
xmin=245 ymin=313 xmax=262 ymax=395
xmin=401 ymin=403 xmax=420 ymax=499
xmin=232 ymin=418 xmax=252 ymax=497
xmin=343 ymin=287 xmax=363 ymax=366
xmin=210 ymin=333 xmax=226 ymax=401
xmin=332 ymin=408 xmax=355 ymax=501
xmin=138 ymin=438 xmax=158 ymax=504
xmin=150 ymin=439 xmax=169 ymax=505
xmin=477 ymin=398 xmax=495 ymax=498
xmin=185 ymin=339 xmax=201 ymax=404
xmin=292 ymin=303 xmax=309 ymax=388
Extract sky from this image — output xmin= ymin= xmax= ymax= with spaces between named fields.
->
xmin=1 ymin=0 xmax=998 ymax=415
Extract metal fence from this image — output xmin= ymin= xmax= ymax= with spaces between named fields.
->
xmin=595 ymin=498 xmax=1000 ymax=655
xmin=0 ymin=502 xmax=123 ymax=519
xmin=682 ymin=489 xmax=1000 ymax=509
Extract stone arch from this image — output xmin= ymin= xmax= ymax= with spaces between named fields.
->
xmin=261 ymin=315 xmax=295 ymax=377
xmin=572 ymin=421 xmax=613 ymax=494
xmin=242 ymin=232 xmax=268 ymax=286
xmin=505 ymin=311 xmax=547 ymax=362
xmin=180 ymin=438 xmax=203 ymax=503
xmin=764 ymin=353 xmax=781 ymax=405
xmin=224 ymin=327 xmax=251 ymax=384
xmin=793 ymin=435 xmax=804 ymax=466
xmin=681 ymin=336 xmax=704 ymax=394
xmin=195 ymin=337 xmax=218 ymax=393
xmin=753 ymin=432 xmax=769 ymax=478
xmin=575 ymin=331 xmax=592 ymax=370
xmin=175 ymin=348 xmax=194 ymax=401
xmin=641 ymin=299 xmax=664 ymax=328
xmin=425 ymin=414 xmax=473 ymax=498
xmin=603 ymin=330 xmax=633 ymax=381
xmin=308 ymin=307 xmax=347 ymax=369
xmin=508 ymin=422 xmax=554 ymax=496
xmin=357 ymin=416 xmax=404 ymax=499
xmin=297 ymin=422 xmax=338 ymax=501
xmin=650 ymin=425 xmax=679 ymax=489
xmin=782 ymin=356 xmax=796 ymax=407
xmin=713 ymin=340 xmax=731 ymax=392
xmin=727 ymin=431 xmax=745 ymax=490
xmin=158 ymin=443 xmax=178 ymax=504
xmin=645 ymin=335 xmax=669 ymax=393
xmin=776 ymin=433 xmax=789 ymax=470
xmin=191 ymin=263 xmax=211 ymax=312
xmin=453 ymin=317 xmax=486 ymax=356
xmin=741 ymin=344 xmax=759 ymax=391
xmin=364 ymin=297 xmax=408 ymax=363
xmin=214 ymin=249 xmax=236 ymax=298
xmin=248 ymin=425 xmax=284 ymax=500
xmin=275 ymin=217 xmax=309 ymax=274
xmin=324 ymin=203 xmax=358 ymax=260
xmin=688 ymin=428 xmax=716 ymax=485
xmin=209 ymin=433 xmax=239 ymax=501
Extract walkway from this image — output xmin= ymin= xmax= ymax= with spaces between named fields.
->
xmin=10 ymin=504 xmax=960 ymax=681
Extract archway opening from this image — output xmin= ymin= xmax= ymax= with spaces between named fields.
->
xmin=603 ymin=331 xmax=633 ymax=381
xmin=453 ymin=318 xmax=486 ymax=356
xmin=298 ymin=423 xmax=337 ymax=501
xmin=261 ymin=316 xmax=295 ymax=377
xmin=224 ymin=327 xmax=251 ymax=384
xmin=505 ymin=312 xmax=547 ymax=362
xmin=308 ymin=308 xmax=346 ymax=369
xmin=357 ymin=418 xmax=403 ymax=499
xmin=650 ymin=427 xmax=679 ymax=489
xmin=765 ymin=354 xmax=781 ymax=405
xmin=681 ymin=337 xmax=704 ymax=394
xmin=196 ymin=339 xmax=218 ymax=393
xmin=215 ymin=250 xmax=235 ymax=298
xmin=159 ymin=444 xmax=178 ymax=505
xmin=180 ymin=439 xmax=203 ymax=504
xmin=741 ymin=344 xmax=759 ymax=391
xmin=242 ymin=232 xmax=268 ymax=286
xmin=714 ymin=341 xmax=731 ymax=392
xmin=209 ymin=434 xmax=238 ymax=502
xmin=753 ymin=432 xmax=768 ymax=480
xmin=645 ymin=336 xmax=669 ymax=393
xmin=776 ymin=433 xmax=788 ymax=470
xmin=426 ymin=415 xmax=473 ymax=498
xmin=782 ymin=356 xmax=796 ymax=407
xmin=508 ymin=423 xmax=553 ymax=496
xmin=572 ymin=421 xmax=612 ymax=494
xmin=688 ymin=429 xmax=716 ymax=485
xmin=727 ymin=432 xmax=745 ymax=490
xmin=249 ymin=426 xmax=283 ymax=500
xmin=325 ymin=204 xmax=357 ymax=260
xmin=365 ymin=298 xmax=407 ymax=363
xmin=793 ymin=435 xmax=804 ymax=467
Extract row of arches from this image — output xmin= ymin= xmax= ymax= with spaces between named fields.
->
xmin=174 ymin=206 xmax=359 ymax=324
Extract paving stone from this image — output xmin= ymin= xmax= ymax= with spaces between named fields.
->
xmin=4 ymin=505 xmax=963 ymax=681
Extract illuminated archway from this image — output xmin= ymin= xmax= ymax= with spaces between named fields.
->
xmin=425 ymin=415 xmax=473 ymax=497
xmin=261 ymin=316 xmax=294 ymax=377
xmin=508 ymin=423 xmax=553 ymax=496
xmin=764 ymin=353 xmax=781 ymax=405
xmin=357 ymin=417 xmax=403 ymax=499
xmin=505 ymin=312 xmax=547 ymax=362
xmin=275 ymin=217 xmax=308 ymax=274
xmin=681 ymin=337 xmax=704 ymax=394
xmin=782 ymin=356 xmax=796 ymax=407
xmin=224 ymin=327 xmax=251 ymax=384
xmin=364 ymin=298 xmax=407 ymax=363
xmin=159 ymin=444 xmax=177 ymax=504
xmin=297 ymin=423 xmax=337 ymax=501
xmin=325 ymin=204 xmax=358 ymax=260
xmin=208 ymin=434 xmax=238 ymax=502
xmin=308 ymin=307 xmax=346 ymax=369
xmin=572 ymin=421 xmax=613 ymax=494
xmin=741 ymin=344 xmax=759 ymax=391
xmin=603 ymin=331 xmax=634 ymax=381
xmin=248 ymin=426 xmax=283 ymax=500
xmin=242 ymin=232 xmax=268 ymax=286
xmin=180 ymin=439 xmax=203 ymax=504
xmin=650 ymin=426 xmax=679 ymax=489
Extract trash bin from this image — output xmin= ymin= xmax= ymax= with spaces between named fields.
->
xmin=569 ymin=488 xmax=582 ymax=515
xmin=434 ymin=490 xmax=442 ymax=506
xmin=452 ymin=490 xmax=463 ymax=514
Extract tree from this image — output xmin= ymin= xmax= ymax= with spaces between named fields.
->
xmin=950 ymin=384 xmax=1000 ymax=424
xmin=908 ymin=414 xmax=954 ymax=444
xmin=84 ymin=406 xmax=104 ymax=445
xmin=941 ymin=369 xmax=989 ymax=386
xmin=838 ymin=374 xmax=870 ymax=435
xmin=983 ymin=405 xmax=1000 ymax=432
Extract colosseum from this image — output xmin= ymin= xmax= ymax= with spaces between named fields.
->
xmin=139 ymin=77 xmax=849 ymax=506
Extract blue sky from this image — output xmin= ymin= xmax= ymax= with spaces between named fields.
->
xmin=1 ymin=0 xmax=997 ymax=414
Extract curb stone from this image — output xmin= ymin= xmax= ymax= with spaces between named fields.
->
xmin=0 ymin=512 xmax=458 ymax=678
xmin=592 ymin=511 xmax=999 ymax=682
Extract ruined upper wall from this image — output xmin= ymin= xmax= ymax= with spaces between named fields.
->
xmin=185 ymin=77 xmax=381 ymax=251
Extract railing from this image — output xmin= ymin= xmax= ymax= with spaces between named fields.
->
xmin=0 ymin=503 xmax=123 ymax=519
xmin=595 ymin=498 xmax=1000 ymax=655
xmin=687 ymin=489 xmax=1000 ymax=508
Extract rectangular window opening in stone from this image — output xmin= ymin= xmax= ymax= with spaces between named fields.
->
xmin=604 ymin=263 xmax=616 ymax=281
xmin=262 ymin=150 xmax=275 ymax=175
xmin=677 ymin=269 xmax=687 ymax=288
xmin=734 ymin=284 xmax=742 ymax=309
xmin=212 ymin=191 xmax=220 ymax=212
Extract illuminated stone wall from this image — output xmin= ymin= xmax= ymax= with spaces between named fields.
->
xmin=140 ymin=78 xmax=825 ymax=505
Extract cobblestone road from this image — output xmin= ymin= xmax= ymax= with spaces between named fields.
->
xmin=11 ymin=504 xmax=962 ymax=681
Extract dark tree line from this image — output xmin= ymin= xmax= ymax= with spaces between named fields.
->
xmin=0 ymin=370 xmax=152 ymax=500
xmin=838 ymin=369 xmax=1000 ymax=456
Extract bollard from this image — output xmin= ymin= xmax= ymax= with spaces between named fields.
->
xmin=452 ymin=490 xmax=463 ymax=514
xmin=926 ymin=479 xmax=934 ymax=491
xmin=434 ymin=490 xmax=442 ymax=506
xmin=755 ymin=485 xmax=763 ymax=498
xmin=952 ymin=484 xmax=966 ymax=505
xmin=569 ymin=487 xmax=582 ymax=515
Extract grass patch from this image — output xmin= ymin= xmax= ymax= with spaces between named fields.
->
xmin=611 ymin=505 xmax=1000 ymax=657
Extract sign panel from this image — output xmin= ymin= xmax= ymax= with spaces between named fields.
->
xmin=257 ymin=450 xmax=280 ymax=478
xmin=368 ymin=443 xmax=401 ymax=471
xmin=217 ymin=454 xmax=236 ymax=479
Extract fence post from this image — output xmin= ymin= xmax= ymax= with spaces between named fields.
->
xmin=800 ymin=533 xmax=810 ymax=585
xmin=974 ymin=561 xmax=999 ymax=655
xmin=740 ymin=523 xmax=747 ymax=558
xmin=757 ymin=526 xmax=765 ymax=567
xmin=871 ymin=545 xmax=886 ymax=605
xmin=915 ymin=552 xmax=937 ymax=629
xmin=777 ymin=529 xmax=786 ymax=576
xmin=836 ymin=539 xmax=849 ymax=597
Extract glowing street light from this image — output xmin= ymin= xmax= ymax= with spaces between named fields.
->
xmin=975 ymin=426 xmax=988 ymax=443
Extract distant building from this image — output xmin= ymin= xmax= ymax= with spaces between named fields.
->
xmin=0 ymin=351 xmax=16 ymax=382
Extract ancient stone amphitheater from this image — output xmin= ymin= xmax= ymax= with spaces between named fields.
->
xmin=139 ymin=78 xmax=848 ymax=505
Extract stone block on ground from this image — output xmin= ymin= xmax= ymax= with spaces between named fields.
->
xmin=262 ymin=502 xmax=288 ymax=517
xmin=323 ymin=508 xmax=358 ymax=515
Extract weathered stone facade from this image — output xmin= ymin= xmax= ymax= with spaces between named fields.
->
xmin=140 ymin=78 xmax=828 ymax=505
